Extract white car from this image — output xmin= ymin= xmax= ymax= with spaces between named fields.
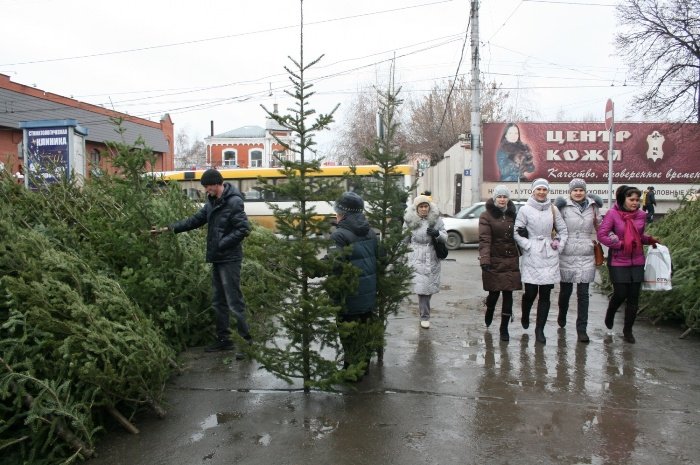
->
xmin=442 ymin=201 xmax=527 ymax=250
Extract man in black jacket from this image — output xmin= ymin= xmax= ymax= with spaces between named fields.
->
xmin=152 ymin=169 xmax=252 ymax=356
xmin=328 ymin=192 xmax=378 ymax=375
xmin=644 ymin=186 xmax=657 ymax=223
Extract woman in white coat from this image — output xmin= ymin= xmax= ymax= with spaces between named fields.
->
xmin=554 ymin=178 xmax=602 ymax=343
xmin=514 ymin=178 xmax=568 ymax=344
xmin=404 ymin=194 xmax=447 ymax=329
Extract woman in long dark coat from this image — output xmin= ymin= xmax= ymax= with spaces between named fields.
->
xmin=478 ymin=185 xmax=522 ymax=341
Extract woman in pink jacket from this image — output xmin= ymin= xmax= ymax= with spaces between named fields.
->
xmin=597 ymin=185 xmax=659 ymax=343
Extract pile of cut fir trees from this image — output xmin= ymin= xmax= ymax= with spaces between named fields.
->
xmin=0 ymin=137 xmax=290 ymax=464
xmin=0 ymin=81 xmax=413 ymax=463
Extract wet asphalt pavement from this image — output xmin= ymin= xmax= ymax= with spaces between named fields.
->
xmin=89 ymin=247 xmax=700 ymax=465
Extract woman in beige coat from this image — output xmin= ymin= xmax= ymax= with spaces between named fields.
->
xmin=404 ymin=195 xmax=447 ymax=329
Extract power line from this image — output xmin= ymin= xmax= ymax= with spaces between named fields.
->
xmin=436 ymin=5 xmax=471 ymax=136
xmin=487 ymin=0 xmax=524 ymax=42
xmin=69 ymin=32 xmax=464 ymax=107
xmin=1 ymin=0 xmax=456 ymax=67
xmin=522 ymin=0 xmax=615 ymax=6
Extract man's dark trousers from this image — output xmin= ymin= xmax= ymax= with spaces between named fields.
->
xmin=212 ymin=260 xmax=250 ymax=342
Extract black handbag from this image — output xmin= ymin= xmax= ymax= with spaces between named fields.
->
xmin=432 ymin=236 xmax=448 ymax=259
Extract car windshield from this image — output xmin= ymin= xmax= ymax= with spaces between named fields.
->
xmin=452 ymin=201 xmax=525 ymax=219
xmin=454 ymin=204 xmax=485 ymax=219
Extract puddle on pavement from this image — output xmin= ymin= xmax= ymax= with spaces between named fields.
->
xmin=303 ymin=417 xmax=339 ymax=440
xmin=255 ymin=433 xmax=271 ymax=446
xmin=462 ymin=338 xmax=480 ymax=347
xmin=189 ymin=411 xmax=243 ymax=443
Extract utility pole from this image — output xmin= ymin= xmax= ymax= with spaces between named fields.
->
xmin=469 ymin=0 xmax=481 ymax=205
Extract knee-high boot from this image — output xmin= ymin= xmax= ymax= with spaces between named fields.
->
xmin=604 ymin=303 xmax=617 ymax=330
xmin=521 ymin=296 xmax=533 ymax=329
xmin=534 ymin=300 xmax=549 ymax=344
xmin=623 ymin=306 xmax=637 ymax=343
xmin=485 ymin=304 xmax=496 ymax=327
xmin=557 ymin=293 xmax=568 ymax=328
xmin=499 ymin=313 xmax=510 ymax=341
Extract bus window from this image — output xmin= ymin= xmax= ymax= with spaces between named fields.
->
xmin=304 ymin=176 xmax=338 ymax=200
xmin=241 ymin=178 xmax=263 ymax=201
xmin=273 ymin=178 xmax=291 ymax=201
xmin=185 ymin=187 xmax=204 ymax=201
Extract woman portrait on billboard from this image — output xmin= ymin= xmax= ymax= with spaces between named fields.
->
xmin=497 ymin=123 xmax=536 ymax=182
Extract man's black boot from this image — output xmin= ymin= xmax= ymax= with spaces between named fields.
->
xmin=235 ymin=337 xmax=253 ymax=360
xmin=205 ymin=339 xmax=234 ymax=352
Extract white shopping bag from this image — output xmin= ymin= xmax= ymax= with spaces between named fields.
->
xmin=642 ymin=244 xmax=672 ymax=291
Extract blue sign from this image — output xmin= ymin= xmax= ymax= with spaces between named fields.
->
xmin=26 ymin=126 xmax=69 ymax=188
xmin=463 ymin=169 xmax=471 ymax=176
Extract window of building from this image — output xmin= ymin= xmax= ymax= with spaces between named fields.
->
xmin=223 ymin=149 xmax=237 ymax=167
xmin=90 ymin=149 xmax=101 ymax=167
xmin=250 ymin=149 xmax=263 ymax=167
xmin=90 ymin=149 xmax=103 ymax=176
xmin=271 ymin=150 xmax=289 ymax=167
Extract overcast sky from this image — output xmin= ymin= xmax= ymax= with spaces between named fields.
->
xmin=3 ymin=0 xmax=636 ymax=154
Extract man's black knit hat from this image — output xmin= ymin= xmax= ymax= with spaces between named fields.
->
xmin=200 ymin=169 xmax=224 ymax=186
xmin=334 ymin=191 xmax=364 ymax=214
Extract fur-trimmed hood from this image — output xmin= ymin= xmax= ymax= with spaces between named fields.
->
xmin=404 ymin=202 xmax=441 ymax=229
xmin=555 ymin=194 xmax=604 ymax=210
xmin=485 ymin=198 xmax=517 ymax=219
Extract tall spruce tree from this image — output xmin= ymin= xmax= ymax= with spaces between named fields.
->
xmin=253 ymin=0 xmax=365 ymax=390
xmin=350 ymin=79 xmax=414 ymax=363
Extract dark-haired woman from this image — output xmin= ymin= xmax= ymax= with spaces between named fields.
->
xmin=597 ymin=185 xmax=660 ymax=343
xmin=478 ymin=185 xmax=522 ymax=341
xmin=496 ymin=123 xmax=535 ymax=182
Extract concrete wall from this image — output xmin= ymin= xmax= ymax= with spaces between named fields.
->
xmin=418 ymin=142 xmax=475 ymax=216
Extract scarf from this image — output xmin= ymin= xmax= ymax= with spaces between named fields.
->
xmin=619 ymin=210 xmax=642 ymax=255
xmin=574 ymin=198 xmax=588 ymax=213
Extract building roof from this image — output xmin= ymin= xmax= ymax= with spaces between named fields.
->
xmin=0 ymin=75 xmax=170 ymax=153
xmin=214 ymin=125 xmax=266 ymax=138
xmin=265 ymin=117 xmax=288 ymax=131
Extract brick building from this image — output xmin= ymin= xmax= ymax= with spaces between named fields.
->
xmin=205 ymin=107 xmax=293 ymax=169
xmin=0 ymin=74 xmax=174 ymax=178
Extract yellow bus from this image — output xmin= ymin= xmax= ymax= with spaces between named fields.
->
xmin=154 ymin=165 xmax=415 ymax=229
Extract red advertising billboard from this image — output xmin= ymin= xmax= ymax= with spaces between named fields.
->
xmin=483 ymin=122 xmax=700 ymax=200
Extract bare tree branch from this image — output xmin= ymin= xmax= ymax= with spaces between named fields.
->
xmin=616 ymin=0 xmax=700 ymax=122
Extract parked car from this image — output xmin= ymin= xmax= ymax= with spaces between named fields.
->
xmin=443 ymin=201 xmax=527 ymax=250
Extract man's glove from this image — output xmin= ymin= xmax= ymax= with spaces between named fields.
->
xmin=551 ymin=239 xmax=560 ymax=250
xmin=480 ymin=264 xmax=491 ymax=272
xmin=516 ymin=226 xmax=529 ymax=238
xmin=426 ymin=227 xmax=440 ymax=238
xmin=648 ymin=237 xmax=660 ymax=249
